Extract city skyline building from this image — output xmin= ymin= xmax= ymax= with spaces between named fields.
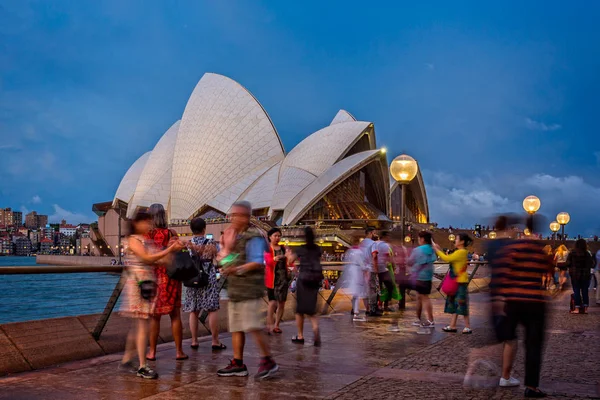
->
xmin=25 ymin=211 xmax=48 ymax=230
xmin=0 ymin=208 xmax=13 ymax=227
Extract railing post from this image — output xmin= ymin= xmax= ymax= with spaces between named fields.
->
xmin=92 ymin=272 xmax=126 ymax=340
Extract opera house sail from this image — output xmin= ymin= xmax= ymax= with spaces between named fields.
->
xmin=93 ymin=72 xmax=429 ymax=255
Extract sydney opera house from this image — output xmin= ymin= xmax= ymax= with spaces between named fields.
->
xmin=90 ymin=73 xmax=429 ymax=256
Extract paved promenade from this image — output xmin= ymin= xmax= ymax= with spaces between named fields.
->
xmin=1 ymin=290 xmax=598 ymax=399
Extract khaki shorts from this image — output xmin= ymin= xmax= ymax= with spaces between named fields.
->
xmin=228 ymin=298 xmax=265 ymax=333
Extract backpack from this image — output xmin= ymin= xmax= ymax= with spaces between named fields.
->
xmin=183 ymin=238 xmax=212 ymax=288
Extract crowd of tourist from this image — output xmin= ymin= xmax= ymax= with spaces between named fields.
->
xmin=118 ymin=201 xmax=597 ymax=398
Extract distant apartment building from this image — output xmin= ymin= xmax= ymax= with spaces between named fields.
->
xmin=12 ymin=211 xmax=22 ymax=227
xmin=29 ymin=230 xmax=41 ymax=251
xmin=59 ymin=223 xmax=77 ymax=237
xmin=25 ymin=211 xmax=48 ymax=229
xmin=0 ymin=208 xmax=14 ymax=227
xmin=14 ymin=236 xmax=32 ymax=256
xmin=0 ymin=236 xmax=12 ymax=255
xmin=42 ymin=226 xmax=55 ymax=240
xmin=39 ymin=238 xmax=53 ymax=254
xmin=58 ymin=237 xmax=72 ymax=254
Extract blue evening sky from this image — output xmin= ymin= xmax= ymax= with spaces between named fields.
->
xmin=1 ymin=1 xmax=599 ymax=236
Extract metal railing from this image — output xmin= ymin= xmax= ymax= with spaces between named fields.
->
xmin=0 ymin=261 xmax=489 ymax=340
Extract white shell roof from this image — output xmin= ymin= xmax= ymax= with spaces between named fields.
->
xmin=170 ymin=73 xmax=285 ymax=219
xmin=283 ymin=150 xmax=384 ymax=225
xmin=126 ymin=120 xmax=180 ymax=218
xmin=237 ymin=162 xmax=282 ymax=210
xmin=271 ymin=121 xmax=371 ymax=211
xmin=113 ymin=152 xmax=151 ymax=205
xmin=330 ymin=109 xmax=356 ymax=125
xmin=206 ymin=164 xmax=273 ymax=213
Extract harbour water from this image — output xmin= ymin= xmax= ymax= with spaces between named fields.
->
xmin=0 ymin=256 xmax=120 ymax=324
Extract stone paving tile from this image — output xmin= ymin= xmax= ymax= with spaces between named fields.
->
xmin=1 ymin=292 xmax=597 ymax=399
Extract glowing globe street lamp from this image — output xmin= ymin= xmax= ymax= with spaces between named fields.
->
xmin=390 ymin=154 xmax=418 ymax=241
xmin=489 ymin=231 xmax=497 ymax=239
xmin=523 ymin=195 xmax=541 ymax=215
xmin=448 ymin=233 xmax=456 ymax=243
xmin=556 ymin=212 xmax=570 ymax=242
xmin=550 ymin=221 xmax=560 ymax=242
xmin=390 ymin=154 xmax=418 ymax=311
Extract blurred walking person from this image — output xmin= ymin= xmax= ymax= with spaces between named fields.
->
xmin=566 ymin=239 xmax=594 ymax=314
xmin=289 ymin=227 xmax=323 ymax=346
xmin=217 ymin=201 xmax=278 ymax=380
xmin=541 ymin=245 xmax=554 ymax=290
xmin=493 ymin=216 xmax=553 ymax=398
xmin=360 ymin=227 xmax=380 ymax=317
xmin=346 ymin=235 xmax=370 ymax=322
xmin=265 ymin=228 xmax=291 ymax=334
xmin=119 ymin=211 xmax=184 ymax=379
xmin=554 ymin=244 xmax=569 ymax=290
xmin=145 ymin=203 xmax=187 ymax=361
xmin=183 ymin=217 xmax=226 ymax=351
xmin=596 ymin=249 xmax=600 ymax=305
xmin=487 ymin=215 xmax=520 ymax=388
xmin=373 ymin=231 xmax=400 ymax=312
xmin=408 ymin=231 xmax=436 ymax=327
xmin=434 ymin=233 xmax=473 ymax=334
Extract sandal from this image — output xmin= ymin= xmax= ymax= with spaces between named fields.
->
xmin=190 ymin=344 xmax=199 ymax=350
xmin=462 ymin=328 xmax=473 ymax=335
xmin=175 ymin=355 xmax=189 ymax=361
xmin=442 ymin=326 xmax=458 ymax=333
xmin=211 ymin=343 xmax=227 ymax=351
xmin=272 ymin=327 xmax=283 ymax=334
xmin=291 ymin=336 xmax=305 ymax=344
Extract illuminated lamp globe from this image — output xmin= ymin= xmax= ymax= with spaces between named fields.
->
xmin=390 ymin=154 xmax=418 ymax=184
xmin=556 ymin=212 xmax=570 ymax=226
xmin=404 ymin=235 xmax=412 ymax=243
xmin=524 ymin=228 xmax=531 ymax=236
xmin=448 ymin=234 xmax=456 ymax=242
xmin=489 ymin=231 xmax=497 ymax=239
xmin=549 ymin=221 xmax=560 ymax=233
xmin=522 ymin=195 xmax=541 ymax=214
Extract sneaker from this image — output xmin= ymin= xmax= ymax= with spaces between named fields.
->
xmin=217 ymin=360 xmax=249 ymax=377
xmin=411 ymin=320 xmax=422 ymax=326
xmin=353 ymin=314 xmax=367 ymax=322
xmin=254 ymin=359 xmax=279 ymax=380
xmin=524 ymin=388 xmax=547 ymax=398
xmin=388 ymin=325 xmax=400 ymax=332
xmin=137 ymin=366 xmax=158 ymax=379
xmin=118 ymin=360 xmax=138 ymax=373
xmin=420 ymin=321 xmax=434 ymax=328
xmin=499 ymin=376 xmax=520 ymax=387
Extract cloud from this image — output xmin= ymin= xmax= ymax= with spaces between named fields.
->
xmin=594 ymin=151 xmax=600 ymax=165
xmin=31 ymin=195 xmax=42 ymax=204
xmin=48 ymin=204 xmax=94 ymax=224
xmin=424 ymin=170 xmax=600 ymax=236
xmin=525 ymin=118 xmax=562 ymax=131
xmin=424 ymin=63 xmax=435 ymax=71
xmin=20 ymin=205 xmax=29 ymax=215
xmin=0 ymin=144 xmax=21 ymax=151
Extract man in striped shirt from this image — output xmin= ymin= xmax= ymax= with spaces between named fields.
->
xmin=491 ymin=216 xmax=553 ymax=398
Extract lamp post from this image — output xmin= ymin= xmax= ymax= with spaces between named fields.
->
xmin=522 ymin=195 xmax=541 ymax=235
xmin=550 ymin=221 xmax=560 ymax=242
xmin=390 ymin=154 xmax=418 ymax=310
xmin=556 ymin=212 xmax=570 ymax=242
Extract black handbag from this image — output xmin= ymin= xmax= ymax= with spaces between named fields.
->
xmin=183 ymin=251 xmax=210 ymax=288
xmin=167 ymin=250 xmax=200 ymax=281
xmin=138 ymin=280 xmax=157 ymax=301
